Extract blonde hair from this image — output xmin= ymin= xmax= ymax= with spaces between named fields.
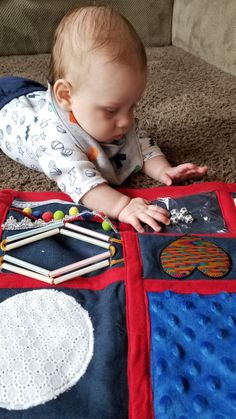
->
xmin=48 ymin=6 xmax=147 ymax=85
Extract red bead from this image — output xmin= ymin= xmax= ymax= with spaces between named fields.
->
xmin=42 ymin=211 xmax=53 ymax=222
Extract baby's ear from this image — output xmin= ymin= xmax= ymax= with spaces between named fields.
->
xmin=53 ymin=79 xmax=72 ymax=111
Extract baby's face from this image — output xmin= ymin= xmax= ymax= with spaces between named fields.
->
xmin=69 ymin=55 xmax=147 ymax=142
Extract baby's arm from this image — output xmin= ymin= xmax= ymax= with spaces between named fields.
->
xmin=38 ymin=149 xmax=169 ymax=232
xmin=137 ymin=121 xmax=207 ymax=184
xmin=81 ymin=183 xmax=170 ymax=233
xmin=142 ymin=155 xmax=208 ymax=185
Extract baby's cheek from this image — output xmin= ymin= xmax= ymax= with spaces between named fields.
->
xmin=98 ymin=120 xmax=112 ymax=135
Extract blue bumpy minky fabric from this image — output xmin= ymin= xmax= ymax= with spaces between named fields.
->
xmin=148 ymin=291 xmax=236 ymax=419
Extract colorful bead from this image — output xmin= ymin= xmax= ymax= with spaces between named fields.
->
xmin=53 ymin=210 xmax=65 ymax=220
xmin=23 ymin=207 xmax=32 ymax=215
xmin=32 ymin=210 xmax=43 ymax=218
xmin=81 ymin=212 xmax=93 ymax=221
xmin=42 ymin=211 xmax=53 ymax=222
xmin=102 ymin=220 xmax=112 ymax=231
xmin=69 ymin=207 xmax=79 ymax=216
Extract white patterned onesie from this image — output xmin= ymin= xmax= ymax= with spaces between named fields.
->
xmin=0 ymin=77 xmax=164 ymax=203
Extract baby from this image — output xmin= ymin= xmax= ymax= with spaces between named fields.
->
xmin=0 ymin=6 xmax=207 ymax=232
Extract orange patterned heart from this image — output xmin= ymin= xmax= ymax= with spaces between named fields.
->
xmin=160 ymin=236 xmax=231 ymax=279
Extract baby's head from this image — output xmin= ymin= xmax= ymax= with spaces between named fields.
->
xmin=48 ymin=6 xmax=147 ymax=142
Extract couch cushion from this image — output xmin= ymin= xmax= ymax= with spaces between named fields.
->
xmin=172 ymin=0 xmax=236 ymax=76
xmin=0 ymin=0 xmax=174 ymax=55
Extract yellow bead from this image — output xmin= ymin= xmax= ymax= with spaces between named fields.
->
xmin=69 ymin=206 xmax=79 ymax=216
xmin=23 ymin=207 xmax=32 ymax=215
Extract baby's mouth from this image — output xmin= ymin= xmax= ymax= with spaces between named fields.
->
xmin=113 ymin=134 xmax=124 ymax=140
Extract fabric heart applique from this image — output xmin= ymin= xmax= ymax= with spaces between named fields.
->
xmin=160 ymin=236 xmax=231 ymax=279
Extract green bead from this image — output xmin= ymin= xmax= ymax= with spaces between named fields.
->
xmin=53 ymin=210 xmax=65 ymax=220
xmin=102 ymin=220 xmax=112 ymax=231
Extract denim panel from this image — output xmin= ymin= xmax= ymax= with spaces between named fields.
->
xmin=139 ymin=235 xmax=236 ymax=280
xmin=0 ymin=282 xmax=128 ymax=419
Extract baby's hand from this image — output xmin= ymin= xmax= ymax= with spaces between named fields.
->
xmin=160 ymin=163 xmax=208 ymax=186
xmin=118 ymin=197 xmax=170 ymax=233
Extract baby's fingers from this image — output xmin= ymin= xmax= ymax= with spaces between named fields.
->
xmin=130 ymin=206 xmax=170 ymax=232
xmin=148 ymin=205 xmax=170 ymax=221
xmin=130 ymin=213 xmax=162 ymax=233
xmin=190 ymin=166 xmax=208 ymax=176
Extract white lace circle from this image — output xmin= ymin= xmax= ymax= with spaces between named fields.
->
xmin=0 ymin=289 xmax=94 ymax=410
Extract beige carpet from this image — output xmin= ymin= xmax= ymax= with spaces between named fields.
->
xmin=0 ymin=46 xmax=235 ymax=193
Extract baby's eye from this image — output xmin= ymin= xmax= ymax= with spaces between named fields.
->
xmin=105 ymin=108 xmax=118 ymax=114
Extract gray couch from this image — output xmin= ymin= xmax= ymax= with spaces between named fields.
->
xmin=0 ymin=0 xmax=235 ymax=192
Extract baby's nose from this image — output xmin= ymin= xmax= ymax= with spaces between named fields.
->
xmin=116 ymin=114 xmax=133 ymax=130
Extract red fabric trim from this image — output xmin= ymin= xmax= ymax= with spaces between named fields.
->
xmin=0 ymin=266 xmax=124 ymax=290
xmin=225 ymin=183 xmax=236 ymax=192
xmin=215 ymin=188 xmax=236 ymax=233
xmin=141 ymin=232 xmax=236 ymax=238
xmin=122 ymin=231 xmax=153 ymax=419
xmin=118 ymin=222 xmax=134 ymax=232
xmin=0 ymin=189 xmax=73 ymax=202
xmin=143 ymin=279 xmax=236 ymax=294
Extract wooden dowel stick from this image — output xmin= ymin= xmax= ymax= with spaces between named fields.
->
xmin=60 ymin=228 xmax=110 ymax=249
xmin=65 ymin=222 xmax=110 ymax=242
xmin=50 ymin=250 xmax=111 ymax=278
xmin=3 ymin=254 xmax=50 ymax=276
xmin=3 ymin=228 xmax=60 ymax=251
xmin=53 ymin=259 xmax=110 ymax=284
xmin=1 ymin=262 xmax=52 ymax=284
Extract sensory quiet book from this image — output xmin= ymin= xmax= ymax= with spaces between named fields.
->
xmin=1 ymin=182 xmax=236 ymax=418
